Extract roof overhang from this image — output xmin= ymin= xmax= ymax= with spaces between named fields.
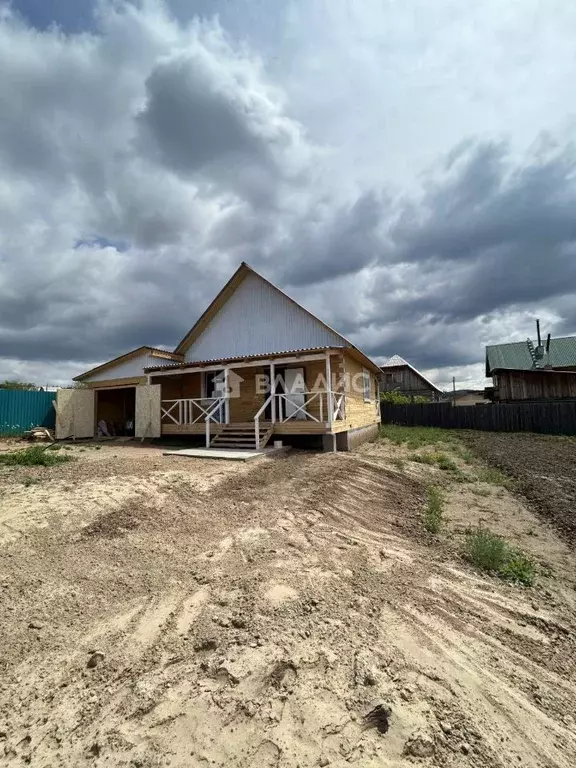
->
xmin=74 ymin=346 xmax=182 ymax=381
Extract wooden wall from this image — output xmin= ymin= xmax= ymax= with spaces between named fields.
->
xmin=496 ymin=370 xmax=576 ymax=402
xmin=342 ymin=353 xmax=380 ymax=429
xmin=379 ymin=365 xmax=437 ymax=399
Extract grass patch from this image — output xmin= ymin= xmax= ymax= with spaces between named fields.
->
xmin=464 ymin=527 xmax=535 ymax=586
xmin=475 ymin=466 xmax=513 ymax=489
xmin=424 ymin=486 xmax=444 ymax=533
xmin=470 ymin=486 xmax=491 ymax=497
xmin=410 ymin=451 xmax=458 ymax=471
xmin=380 ymin=425 xmax=457 ymax=449
xmin=390 ymin=457 xmax=405 ymax=471
xmin=22 ymin=476 xmax=40 ymax=487
xmin=0 ymin=445 xmax=73 ymax=467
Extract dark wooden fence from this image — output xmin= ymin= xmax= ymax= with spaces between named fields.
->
xmin=380 ymin=401 xmax=576 ymax=435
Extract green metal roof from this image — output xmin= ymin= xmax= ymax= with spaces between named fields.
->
xmin=486 ymin=336 xmax=576 ymax=375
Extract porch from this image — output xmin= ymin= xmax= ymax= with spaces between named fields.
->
xmin=150 ymin=351 xmax=347 ymax=449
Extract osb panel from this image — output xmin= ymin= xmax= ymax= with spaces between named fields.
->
xmin=74 ymin=389 xmax=95 ymax=438
xmin=135 ymin=385 xmax=161 ymax=438
xmin=55 ymin=389 xmax=75 ymax=439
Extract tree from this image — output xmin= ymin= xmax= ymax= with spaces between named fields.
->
xmin=0 ymin=379 xmax=38 ymax=390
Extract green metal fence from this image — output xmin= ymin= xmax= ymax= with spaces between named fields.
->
xmin=0 ymin=390 xmax=57 ymax=436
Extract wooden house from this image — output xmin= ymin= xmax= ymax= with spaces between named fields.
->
xmin=486 ymin=334 xmax=576 ymax=403
xmin=379 ymin=355 xmax=442 ymax=401
xmin=59 ymin=263 xmax=381 ymax=451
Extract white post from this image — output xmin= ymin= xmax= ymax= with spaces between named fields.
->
xmin=224 ymin=367 xmax=230 ymax=424
xmin=326 ymin=353 xmax=333 ymax=426
xmin=205 ymin=417 xmax=210 ymax=447
xmin=270 ymin=362 xmax=276 ymax=423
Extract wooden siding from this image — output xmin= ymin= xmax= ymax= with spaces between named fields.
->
xmin=155 ymin=373 xmax=202 ymax=401
xmin=342 ymin=352 xmax=380 ymax=430
xmin=184 ymin=272 xmax=345 ymax=362
xmin=495 ymin=370 xmax=576 ymax=402
xmin=229 ymin=366 xmax=267 ymax=422
xmin=379 ymin=365 xmax=438 ymax=399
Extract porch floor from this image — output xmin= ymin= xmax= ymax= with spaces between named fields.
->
xmin=162 ymin=445 xmax=290 ymax=462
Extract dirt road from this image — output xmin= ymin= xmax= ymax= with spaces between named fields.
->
xmin=1 ymin=440 xmax=575 ymax=767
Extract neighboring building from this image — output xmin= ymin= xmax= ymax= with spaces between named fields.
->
xmin=486 ymin=334 xmax=576 ymax=403
xmin=451 ymin=389 xmax=491 ymax=406
xmin=379 ymin=355 xmax=442 ymax=401
xmin=58 ymin=262 xmax=381 ymax=451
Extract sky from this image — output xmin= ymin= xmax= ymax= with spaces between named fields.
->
xmin=1 ymin=0 xmax=576 ymax=389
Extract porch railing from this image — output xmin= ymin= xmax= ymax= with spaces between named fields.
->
xmin=253 ymin=390 xmax=345 ymax=448
xmin=161 ymin=397 xmax=227 ymax=426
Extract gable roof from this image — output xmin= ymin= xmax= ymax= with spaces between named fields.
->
xmin=486 ymin=336 xmax=576 ymax=376
xmin=380 ymin=355 xmax=442 ymax=393
xmin=174 ymin=262 xmax=381 ymax=373
xmin=74 ymin=346 xmax=182 ymax=382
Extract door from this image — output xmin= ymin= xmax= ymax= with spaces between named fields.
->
xmin=205 ymin=370 xmax=226 ymax=423
xmin=135 ymin=384 xmax=161 ymax=438
xmin=283 ymin=368 xmax=306 ymax=420
xmin=55 ymin=388 xmax=95 ymax=439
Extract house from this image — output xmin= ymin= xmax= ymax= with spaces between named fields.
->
xmin=57 ymin=263 xmax=381 ymax=451
xmin=486 ymin=332 xmax=576 ymax=403
xmin=451 ymin=389 xmax=491 ymax=406
xmin=379 ymin=355 xmax=442 ymax=401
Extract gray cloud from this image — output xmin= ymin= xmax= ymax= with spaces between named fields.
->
xmin=1 ymin=1 xmax=576 ymax=389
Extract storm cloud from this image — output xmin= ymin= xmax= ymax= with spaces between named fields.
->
xmin=1 ymin=0 xmax=576 ymax=389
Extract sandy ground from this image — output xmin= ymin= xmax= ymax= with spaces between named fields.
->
xmin=0 ymin=438 xmax=575 ymax=767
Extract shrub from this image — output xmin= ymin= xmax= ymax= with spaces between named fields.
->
xmin=424 ymin=486 xmax=444 ymax=533
xmin=390 ymin=457 xmax=405 ymax=470
xmin=464 ymin=527 xmax=535 ymax=586
xmin=0 ymin=446 xmax=73 ymax=467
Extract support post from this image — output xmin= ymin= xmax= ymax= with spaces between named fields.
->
xmin=325 ymin=353 xmax=333 ymax=426
xmin=270 ymin=361 xmax=276 ymax=424
xmin=205 ymin=418 xmax=210 ymax=448
xmin=224 ymin=367 xmax=230 ymax=424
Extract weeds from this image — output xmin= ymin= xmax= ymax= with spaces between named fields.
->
xmin=390 ymin=457 xmax=405 ymax=471
xmin=0 ymin=445 xmax=73 ymax=467
xmin=22 ymin=476 xmax=40 ymax=487
xmin=424 ymin=486 xmax=444 ymax=533
xmin=410 ymin=452 xmax=458 ymax=471
xmin=464 ymin=527 xmax=535 ymax=586
xmin=475 ymin=467 xmax=513 ymax=489
xmin=380 ymin=425 xmax=457 ymax=449
xmin=470 ymin=486 xmax=491 ymax=497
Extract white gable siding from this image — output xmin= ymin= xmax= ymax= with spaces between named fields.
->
xmin=185 ymin=273 xmax=346 ymax=362
xmin=81 ymin=351 xmax=156 ymax=382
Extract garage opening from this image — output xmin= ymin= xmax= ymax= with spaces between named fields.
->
xmin=95 ymin=387 xmax=136 ymax=437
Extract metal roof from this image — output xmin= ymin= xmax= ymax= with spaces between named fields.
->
xmin=379 ymin=354 xmax=442 ymax=393
xmin=380 ymin=354 xmax=409 ymax=368
xmin=486 ymin=336 xmax=576 ymax=375
xmin=144 ymin=346 xmax=347 ymax=373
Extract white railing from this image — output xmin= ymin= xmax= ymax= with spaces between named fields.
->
xmin=274 ymin=391 xmax=345 ymax=423
xmin=204 ymin=398 xmax=227 ymax=447
xmin=254 ymin=394 xmax=273 ymax=449
xmin=161 ymin=398 xmax=227 ymax=426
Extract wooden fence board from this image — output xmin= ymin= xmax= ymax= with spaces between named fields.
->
xmin=380 ymin=401 xmax=576 ymax=435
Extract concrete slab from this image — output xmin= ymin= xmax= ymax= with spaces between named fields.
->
xmin=162 ymin=446 xmax=289 ymax=462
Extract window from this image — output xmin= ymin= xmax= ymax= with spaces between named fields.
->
xmin=363 ymin=368 xmax=371 ymax=402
